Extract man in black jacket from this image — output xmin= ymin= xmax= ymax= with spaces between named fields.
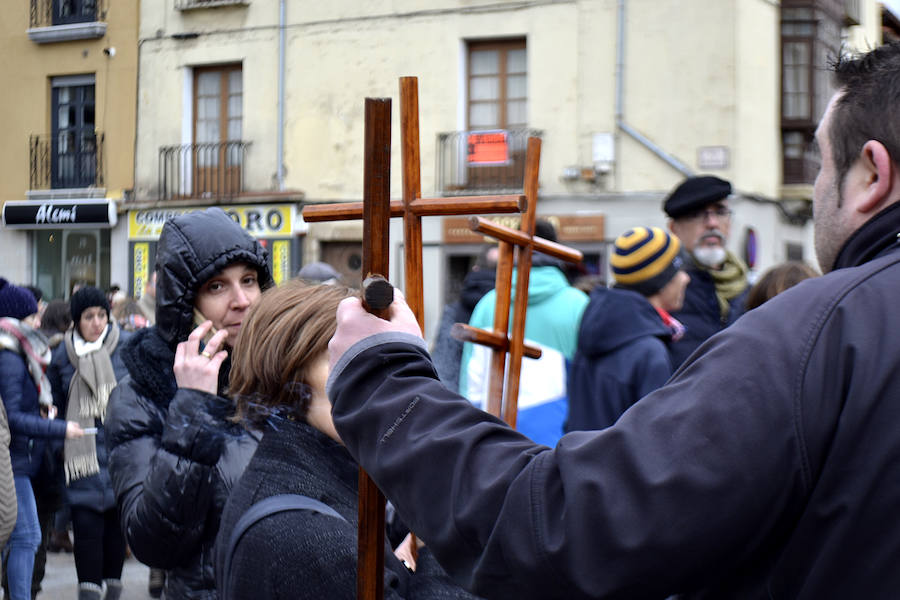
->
xmin=664 ymin=175 xmax=750 ymax=368
xmin=325 ymin=43 xmax=900 ymax=599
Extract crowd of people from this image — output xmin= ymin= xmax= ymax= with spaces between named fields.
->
xmin=1 ymin=40 xmax=897 ymax=599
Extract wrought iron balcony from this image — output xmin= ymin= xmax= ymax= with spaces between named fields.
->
xmin=29 ymin=132 xmax=104 ymax=190
xmin=158 ymin=141 xmax=250 ymax=201
xmin=435 ymin=128 xmax=542 ymax=196
xmin=30 ymin=0 xmax=106 ymax=27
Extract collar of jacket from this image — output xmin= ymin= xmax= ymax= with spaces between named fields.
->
xmin=833 ymin=201 xmax=900 ymax=271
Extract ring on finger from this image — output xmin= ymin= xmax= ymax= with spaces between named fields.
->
xmin=200 ymin=350 xmax=213 ymax=359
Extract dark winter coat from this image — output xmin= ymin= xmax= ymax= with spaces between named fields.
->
xmin=431 ymin=269 xmax=495 ymax=390
xmin=0 ymin=348 xmax=67 ymax=479
xmin=566 ymin=287 xmax=672 ymax=432
xmin=216 ymin=418 xmax=481 ymax=600
xmin=667 ymin=261 xmax=748 ymax=368
xmin=46 ymin=325 xmax=132 ymax=510
xmin=328 ymin=202 xmax=900 ymax=599
xmin=106 ymin=207 xmax=272 ymax=600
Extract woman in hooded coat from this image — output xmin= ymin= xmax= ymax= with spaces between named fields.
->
xmin=105 ymin=208 xmax=273 ymax=600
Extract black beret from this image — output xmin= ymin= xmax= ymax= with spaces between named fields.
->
xmin=663 ymin=176 xmax=732 ymax=219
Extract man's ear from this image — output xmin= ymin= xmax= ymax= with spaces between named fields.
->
xmin=854 ymin=140 xmax=897 ymax=214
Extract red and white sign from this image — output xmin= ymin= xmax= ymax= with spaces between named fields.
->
xmin=467 ymin=130 xmax=509 ymax=165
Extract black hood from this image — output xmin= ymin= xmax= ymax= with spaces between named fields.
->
xmin=154 ymin=207 xmax=273 ymax=347
xmin=578 ymin=287 xmax=670 ymax=357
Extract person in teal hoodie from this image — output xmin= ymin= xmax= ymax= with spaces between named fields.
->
xmin=459 ymin=221 xmax=588 ymax=447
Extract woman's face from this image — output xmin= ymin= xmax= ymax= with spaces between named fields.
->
xmin=78 ymin=306 xmax=108 ymax=343
xmin=194 ymin=263 xmax=261 ymax=348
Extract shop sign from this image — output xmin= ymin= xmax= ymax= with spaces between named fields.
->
xmin=128 ymin=204 xmax=293 ymax=240
xmin=2 ymin=199 xmax=117 ymax=229
xmin=133 ymin=243 xmax=150 ymax=299
xmin=467 ymin=130 xmax=510 ymax=165
xmin=442 ymin=214 xmax=606 ymax=244
xmin=271 ymin=240 xmax=290 ymax=286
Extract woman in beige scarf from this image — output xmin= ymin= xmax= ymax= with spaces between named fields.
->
xmin=48 ymin=287 xmax=131 ymax=600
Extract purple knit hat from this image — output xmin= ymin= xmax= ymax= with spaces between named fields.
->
xmin=0 ymin=278 xmax=39 ymax=320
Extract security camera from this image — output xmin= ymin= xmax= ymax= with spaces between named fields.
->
xmin=103 ymin=47 xmax=116 ymax=57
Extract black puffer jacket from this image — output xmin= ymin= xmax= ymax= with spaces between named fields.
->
xmin=106 ymin=208 xmax=272 ymax=600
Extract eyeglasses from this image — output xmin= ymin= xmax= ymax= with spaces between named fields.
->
xmin=681 ymin=206 xmax=732 ymax=223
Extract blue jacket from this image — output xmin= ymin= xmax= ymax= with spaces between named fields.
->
xmin=0 ymin=348 xmax=67 ymax=478
xmin=667 ymin=257 xmax=749 ymax=368
xmin=460 ymin=265 xmax=588 ymax=446
xmin=47 ymin=326 xmax=131 ymax=510
xmin=329 ymin=202 xmax=900 ymax=598
xmin=566 ymin=287 xmax=672 ymax=432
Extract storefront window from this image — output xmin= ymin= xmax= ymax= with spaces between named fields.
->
xmin=33 ymin=228 xmax=110 ymax=299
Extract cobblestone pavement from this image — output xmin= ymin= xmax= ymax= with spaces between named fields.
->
xmin=35 ymin=550 xmax=152 ymax=599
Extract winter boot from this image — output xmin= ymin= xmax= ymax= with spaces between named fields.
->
xmin=103 ymin=579 xmax=123 ymax=600
xmin=77 ymin=582 xmax=103 ymax=600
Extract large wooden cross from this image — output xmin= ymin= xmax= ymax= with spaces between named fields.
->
xmin=301 ymin=77 xmax=528 ymax=600
xmin=451 ymin=139 xmax=584 ymax=426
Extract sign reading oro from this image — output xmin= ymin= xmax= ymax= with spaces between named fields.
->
xmin=127 ymin=204 xmax=293 ymax=240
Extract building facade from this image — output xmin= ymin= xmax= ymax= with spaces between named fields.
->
xmin=0 ymin=0 xmax=138 ymax=299
xmin=3 ymin=0 xmax=886 ymax=341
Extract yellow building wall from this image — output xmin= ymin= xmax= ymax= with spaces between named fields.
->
xmin=0 ymin=1 xmax=139 ymax=205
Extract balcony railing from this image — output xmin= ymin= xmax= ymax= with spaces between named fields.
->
xmin=30 ymin=132 xmax=104 ymax=190
xmin=435 ymin=128 xmax=542 ymax=196
xmin=158 ymin=141 xmax=249 ymax=201
xmin=30 ymin=0 xmax=106 ymax=28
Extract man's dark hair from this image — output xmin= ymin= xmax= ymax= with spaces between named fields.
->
xmin=831 ymin=42 xmax=900 ymax=186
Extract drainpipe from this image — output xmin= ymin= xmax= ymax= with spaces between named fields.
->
xmin=615 ymin=0 xmax=693 ymax=177
xmin=276 ymin=0 xmax=286 ymax=190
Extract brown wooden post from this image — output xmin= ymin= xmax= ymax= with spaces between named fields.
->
xmin=452 ymin=137 xmax=585 ymax=427
xmin=357 ymin=97 xmax=391 ymax=600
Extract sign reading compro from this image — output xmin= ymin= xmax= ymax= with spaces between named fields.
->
xmin=127 ymin=204 xmax=294 ymax=240
xmin=443 ymin=215 xmax=605 ymax=244
xmin=467 ymin=130 xmax=509 ymax=165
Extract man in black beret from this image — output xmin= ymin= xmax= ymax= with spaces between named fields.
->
xmin=664 ymin=175 xmax=750 ymax=368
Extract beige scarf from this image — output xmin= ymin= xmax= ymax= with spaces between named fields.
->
xmin=706 ymin=250 xmax=749 ymax=319
xmin=63 ymin=322 xmax=120 ymax=483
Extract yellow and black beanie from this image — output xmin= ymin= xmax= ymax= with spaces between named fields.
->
xmin=611 ymin=227 xmax=683 ymax=296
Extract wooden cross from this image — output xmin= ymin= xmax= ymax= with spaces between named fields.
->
xmin=301 ymin=77 xmax=527 ymax=600
xmin=452 ymin=139 xmax=584 ymax=426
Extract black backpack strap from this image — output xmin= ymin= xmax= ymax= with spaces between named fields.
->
xmin=220 ymin=494 xmax=347 ymax=599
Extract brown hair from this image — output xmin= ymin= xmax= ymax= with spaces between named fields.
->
xmin=745 ymin=261 xmax=819 ymax=311
xmin=229 ymin=280 xmax=356 ymax=427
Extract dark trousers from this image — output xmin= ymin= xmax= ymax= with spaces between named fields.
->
xmin=70 ymin=506 xmax=126 ymax=586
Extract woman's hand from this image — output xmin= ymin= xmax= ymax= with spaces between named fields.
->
xmin=65 ymin=421 xmax=85 ymax=439
xmin=393 ymin=532 xmax=425 ymax=572
xmin=174 ymin=320 xmax=229 ymax=394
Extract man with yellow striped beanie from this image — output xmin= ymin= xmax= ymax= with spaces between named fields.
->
xmin=566 ymin=227 xmax=689 ymax=432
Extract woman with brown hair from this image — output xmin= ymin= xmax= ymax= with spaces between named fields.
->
xmin=216 ymin=280 xmax=480 ymax=600
xmin=745 ymin=261 xmax=819 ymax=311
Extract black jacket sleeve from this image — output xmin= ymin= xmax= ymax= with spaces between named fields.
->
xmin=106 ymin=380 xmax=230 ymax=569
xmin=330 ymin=314 xmax=811 ymax=599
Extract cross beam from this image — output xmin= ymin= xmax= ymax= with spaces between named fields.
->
xmin=452 ymin=137 xmax=584 ymax=426
xmin=300 ymin=77 xmax=533 ymax=600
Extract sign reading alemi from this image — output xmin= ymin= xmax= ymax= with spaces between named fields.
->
xmin=2 ymin=199 xmax=117 ymax=229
